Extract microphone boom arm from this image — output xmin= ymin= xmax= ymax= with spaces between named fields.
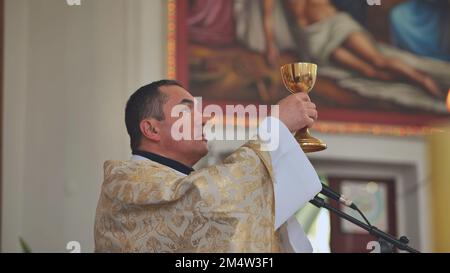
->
xmin=310 ymin=196 xmax=420 ymax=253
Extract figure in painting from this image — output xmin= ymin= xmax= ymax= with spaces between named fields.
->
xmin=390 ymin=0 xmax=450 ymax=62
xmin=187 ymin=0 xmax=450 ymax=114
xmin=261 ymin=0 xmax=444 ymax=98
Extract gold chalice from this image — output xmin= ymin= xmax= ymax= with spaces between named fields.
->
xmin=280 ymin=62 xmax=327 ymax=153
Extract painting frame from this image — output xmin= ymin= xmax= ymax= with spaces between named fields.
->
xmin=167 ymin=0 xmax=448 ymax=137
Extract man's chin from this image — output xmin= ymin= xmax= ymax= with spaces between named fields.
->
xmin=199 ymin=141 xmax=209 ymax=156
xmin=201 ymin=142 xmax=209 ymax=155
xmin=190 ymin=146 xmax=209 ymax=167
xmin=188 ymin=140 xmax=209 ymax=160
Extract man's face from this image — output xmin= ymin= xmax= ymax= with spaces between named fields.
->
xmin=157 ymin=85 xmax=209 ymax=165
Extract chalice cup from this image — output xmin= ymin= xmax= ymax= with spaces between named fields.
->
xmin=280 ymin=62 xmax=327 ymax=153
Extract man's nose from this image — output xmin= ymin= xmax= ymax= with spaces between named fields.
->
xmin=202 ymin=115 xmax=211 ymax=126
xmin=193 ymin=107 xmax=210 ymax=126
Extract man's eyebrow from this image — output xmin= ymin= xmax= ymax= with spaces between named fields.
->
xmin=178 ymin=99 xmax=194 ymax=105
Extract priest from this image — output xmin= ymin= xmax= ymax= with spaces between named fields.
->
xmin=94 ymin=79 xmax=322 ymax=252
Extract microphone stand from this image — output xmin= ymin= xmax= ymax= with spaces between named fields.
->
xmin=310 ymin=196 xmax=420 ymax=253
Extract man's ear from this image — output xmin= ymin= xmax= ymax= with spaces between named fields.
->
xmin=140 ymin=119 xmax=161 ymax=142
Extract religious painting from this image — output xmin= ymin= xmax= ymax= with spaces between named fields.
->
xmin=170 ymin=0 xmax=450 ymax=135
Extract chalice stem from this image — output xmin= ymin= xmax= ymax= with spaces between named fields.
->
xmin=295 ymin=127 xmax=311 ymax=140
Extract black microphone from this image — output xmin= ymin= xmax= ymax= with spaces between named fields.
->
xmin=320 ymin=184 xmax=357 ymax=210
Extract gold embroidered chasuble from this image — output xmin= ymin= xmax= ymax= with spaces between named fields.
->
xmin=94 ymin=141 xmax=286 ymax=252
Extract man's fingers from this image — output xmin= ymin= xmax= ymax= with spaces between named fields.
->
xmin=306 ymin=109 xmax=318 ymax=121
xmin=293 ymin=93 xmax=311 ymax=102
xmin=278 ymin=93 xmax=318 ymax=132
xmin=305 ymin=117 xmax=315 ymax=128
xmin=306 ymin=102 xmax=316 ymax=110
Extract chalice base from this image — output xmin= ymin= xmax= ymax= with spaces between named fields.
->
xmin=294 ymin=129 xmax=327 ymax=153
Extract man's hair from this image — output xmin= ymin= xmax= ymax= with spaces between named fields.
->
xmin=125 ymin=80 xmax=183 ymax=151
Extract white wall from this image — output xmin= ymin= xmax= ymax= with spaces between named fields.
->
xmin=2 ymin=0 xmax=166 ymax=252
